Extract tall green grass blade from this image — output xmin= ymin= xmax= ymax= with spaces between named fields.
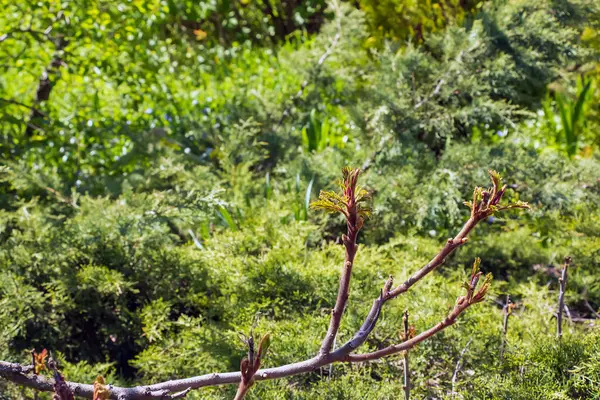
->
xmin=217 ymin=206 xmax=237 ymax=231
xmin=556 ymin=94 xmax=575 ymax=157
xmin=304 ymin=177 xmax=314 ymax=221
xmin=265 ymin=172 xmax=272 ymax=200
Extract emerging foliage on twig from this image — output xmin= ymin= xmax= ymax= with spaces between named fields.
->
xmin=32 ymin=349 xmax=48 ymax=375
xmin=463 ymin=170 xmax=530 ymax=220
xmin=93 ymin=376 xmax=110 ymax=400
xmin=458 ymin=258 xmax=493 ymax=307
xmin=235 ymin=331 xmax=271 ymax=400
xmin=311 ymin=167 xmax=372 ymax=228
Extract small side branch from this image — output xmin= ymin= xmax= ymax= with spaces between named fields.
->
xmin=345 ymin=258 xmax=491 ymax=363
xmin=414 ymin=79 xmax=445 ymax=109
xmin=584 ymin=298 xmax=600 ymax=319
xmin=0 ymin=98 xmax=48 ymax=117
xmin=333 ymin=277 xmax=391 ymax=355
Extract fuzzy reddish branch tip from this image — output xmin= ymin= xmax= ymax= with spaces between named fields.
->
xmin=0 ymin=168 xmax=529 ymax=400
xmin=234 ymin=333 xmax=271 ymax=400
xmin=310 ymin=167 xmax=372 ymax=356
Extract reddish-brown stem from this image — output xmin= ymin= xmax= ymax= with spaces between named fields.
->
xmin=320 ymin=226 xmax=358 ymax=356
xmin=343 ymin=301 xmax=472 ymax=362
xmin=320 ymin=170 xmax=361 ymax=356
xmin=386 ymin=217 xmax=477 ymax=300
xmin=233 ymin=384 xmax=251 ymax=400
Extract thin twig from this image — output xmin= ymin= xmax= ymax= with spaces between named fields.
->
xmin=414 ymin=79 xmax=446 ymax=109
xmin=557 ymin=257 xmax=572 ymax=339
xmin=44 ymin=186 xmax=79 ymax=209
xmin=451 ymin=338 xmax=472 ymax=399
xmin=500 ymin=294 xmax=511 ymax=360
xmin=402 ymin=311 xmax=411 ymax=400
xmin=0 ymin=98 xmax=48 ymax=117
xmin=584 ymin=299 xmax=600 ymax=319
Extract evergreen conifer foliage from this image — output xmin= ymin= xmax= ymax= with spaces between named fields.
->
xmin=0 ymin=168 xmax=528 ymax=399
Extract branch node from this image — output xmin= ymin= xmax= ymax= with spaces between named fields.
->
xmin=170 ymin=387 xmax=192 ymax=399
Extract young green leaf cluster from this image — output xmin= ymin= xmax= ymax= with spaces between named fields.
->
xmin=464 ymin=170 xmax=530 ymax=220
xmin=310 ymin=167 xmax=372 ymax=229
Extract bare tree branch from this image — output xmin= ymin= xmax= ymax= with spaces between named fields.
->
xmin=584 ymin=298 xmax=600 ymax=319
xmin=0 ymin=98 xmax=48 ymax=117
xmin=342 ymin=299 xmax=475 ymax=362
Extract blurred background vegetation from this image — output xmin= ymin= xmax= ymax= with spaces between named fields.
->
xmin=0 ymin=0 xmax=599 ymax=398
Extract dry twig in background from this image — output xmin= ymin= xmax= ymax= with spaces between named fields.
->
xmin=557 ymin=257 xmax=572 ymax=339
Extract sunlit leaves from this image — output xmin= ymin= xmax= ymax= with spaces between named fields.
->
xmin=311 ymin=167 xmax=372 ymax=226
xmin=33 ymin=349 xmax=48 ymax=374
xmin=460 ymin=257 xmax=492 ymax=306
xmin=463 ymin=170 xmax=530 ymax=219
xmin=93 ymin=375 xmax=110 ymax=400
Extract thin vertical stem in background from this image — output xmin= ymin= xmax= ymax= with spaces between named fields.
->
xmin=403 ymin=311 xmax=410 ymax=400
xmin=500 ymin=295 xmax=511 ymax=360
xmin=451 ymin=338 xmax=472 ymax=399
xmin=557 ymin=257 xmax=572 ymax=339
